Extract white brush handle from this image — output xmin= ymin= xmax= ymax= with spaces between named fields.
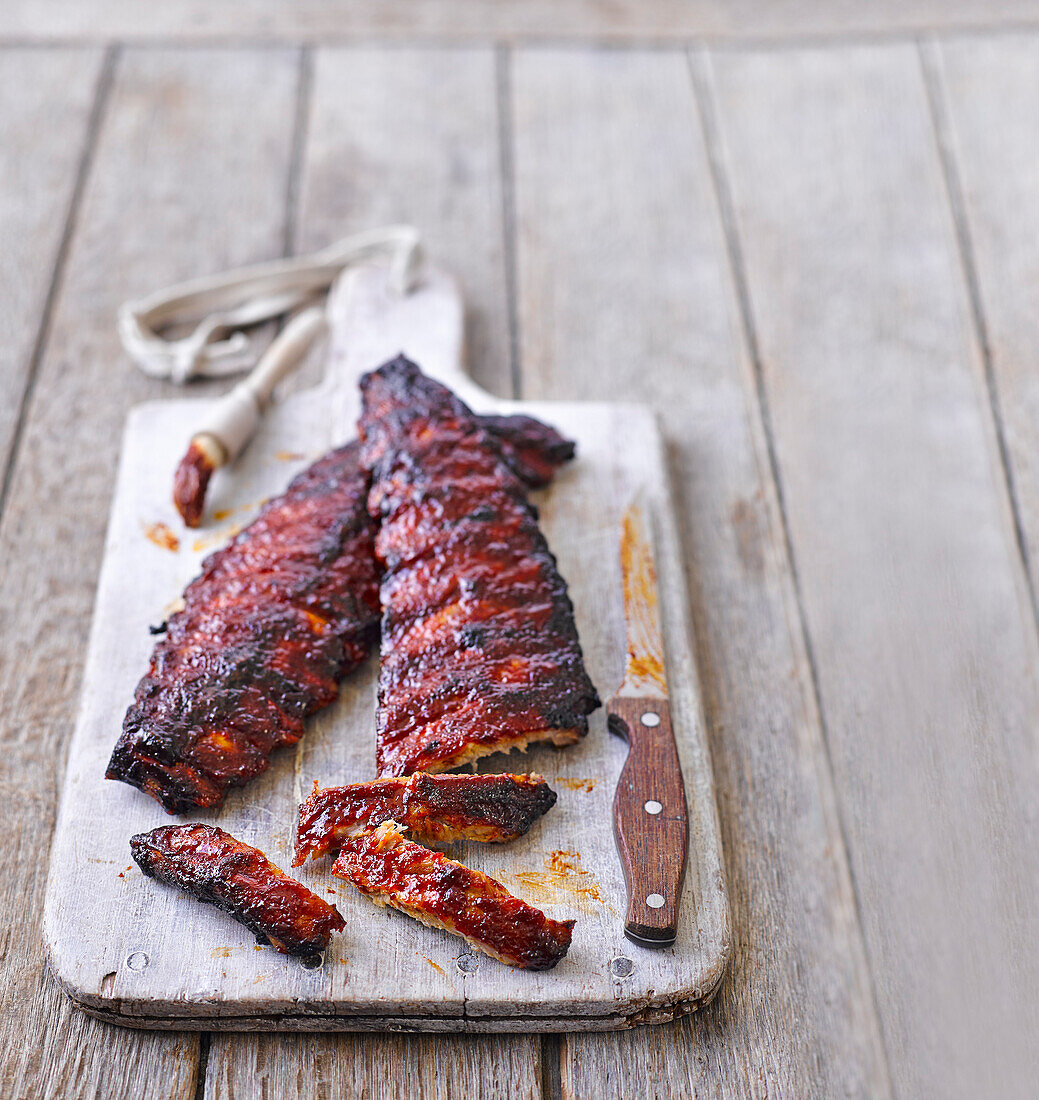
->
xmin=240 ymin=308 xmax=327 ymax=407
xmin=193 ymin=308 xmax=327 ymax=464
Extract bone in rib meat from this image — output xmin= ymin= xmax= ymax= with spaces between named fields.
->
xmin=333 ymin=820 xmax=574 ymax=969
xmin=359 ymin=356 xmax=601 ymax=777
xmin=294 ymin=772 xmax=557 ymax=864
xmin=131 ymin=823 xmax=345 ymax=958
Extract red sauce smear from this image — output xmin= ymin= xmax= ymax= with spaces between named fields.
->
xmin=143 ymin=521 xmax=180 ymax=553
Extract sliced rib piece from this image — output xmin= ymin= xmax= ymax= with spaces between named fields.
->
xmin=333 ymin=821 xmax=574 ymax=969
xmin=108 ymin=443 xmax=382 ymax=813
xmin=130 ymin=823 xmax=344 ymax=957
xmin=359 ymin=357 xmax=601 ymax=777
xmin=294 ymin=772 xmax=557 ymax=864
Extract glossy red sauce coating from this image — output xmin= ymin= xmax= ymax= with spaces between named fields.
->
xmin=110 ymin=410 xmax=574 ymax=813
xmin=130 ymin=823 xmax=344 ymax=957
xmin=108 ymin=443 xmax=381 ymax=813
xmin=294 ymin=772 xmax=557 ymax=864
xmin=472 ymin=414 xmax=574 ymax=488
xmin=333 ymin=823 xmax=574 ymax=969
xmin=358 ymin=358 xmax=600 ymax=777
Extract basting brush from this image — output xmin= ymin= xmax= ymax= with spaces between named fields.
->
xmin=172 ymin=308 xmax=326 ymax=527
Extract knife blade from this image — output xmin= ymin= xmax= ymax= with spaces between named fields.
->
xmin=608 ymin=493 xmax=688 ymax=947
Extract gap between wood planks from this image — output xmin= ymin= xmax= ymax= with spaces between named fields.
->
xmin=0 ymin=43 xmax=116 ymax=525
xmin=496 ymin=47 xmax=566 ymax=1100
xmin=495 ymin=44 xmax=522 ymax=400
xmin=193 ymin=1034 xmax=211 ymax=1100
xmin=918 ymin=39 xmax=1039 ymax=634
xmin=686 ymin=45 xmax=899 ymax=1093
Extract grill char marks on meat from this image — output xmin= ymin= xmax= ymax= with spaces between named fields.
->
xmin=107 ymin=443 xmax=381 ymax=813
xmin=359 ymin=357 xmax=601 ymax=778
xmin=294 ymin=772 xmax=557 ymax=864
xmin=108 ymin=419 xmax=573 ymax=815
xmin=475 ymin=414 xmax=575 ymax=489
xmin=333 ymin=821 xmax=574 ymax=969
xmin=130 ymin=824 xmax=345 ymax=958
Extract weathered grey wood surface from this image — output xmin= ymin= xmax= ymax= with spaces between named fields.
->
xmin=295 ymin=47 xmax=512 ymax=398
xmin=4 ymin=24 xmax=1039 ymax=1100
xmin=206 ymin=1032 xmax=544 ymax=1099
xmin=0 ymin=49 xmax=103 ymax=493
xmin=932 ymin=34 xmax=1039 ymax=616
xmin=710 ymin=42 xmax=1039 ymax=1099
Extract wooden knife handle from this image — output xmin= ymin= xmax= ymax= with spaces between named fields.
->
xmin=607 ymin=696 xmax=688 ymax=947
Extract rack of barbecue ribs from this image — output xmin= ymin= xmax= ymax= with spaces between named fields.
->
xmin=294 ymin=772 xmax=557 ymax=864
xmin=107 ymin=442 xmax=382 ymax=813
xmin=333 ymin=821 xmax=574 ymax=969
xmin=359 ymin=357 xmax=601 ymax=777
xmin=107 ymin=415 xmax=575 ymax=814
xmin=131 ymin=824 xmax=345 ymax=958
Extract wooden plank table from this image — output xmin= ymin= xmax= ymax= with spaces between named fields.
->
xmin=2 ymin=21 xmax=1039 ymax=1099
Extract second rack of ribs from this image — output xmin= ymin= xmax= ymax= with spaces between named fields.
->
xmin=359 ymin=357 xmax=601 ymax=777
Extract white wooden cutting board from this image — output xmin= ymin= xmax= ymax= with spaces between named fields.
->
xmin=43 ymin=265 xmax=730 ymax=1031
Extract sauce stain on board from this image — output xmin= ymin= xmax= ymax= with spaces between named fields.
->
xmin=555 ymin=777 xmax=598 ymax=793
xmin=211 ymin=946 xmax=231 ymax=958
xmin=210 ymin=498 xmax=265 ymax=524
xmin=620 ymin=505 xmax=666 ymax=691
xmin=142 ymin=521 xmax=179 ymax=552
xmin=730 ymin=494 xmax=766 ymax=575
xmin=496 ymin=849 xmax=615 ymax=914
xmin=424 ymin=957 xmax=446 ymax=975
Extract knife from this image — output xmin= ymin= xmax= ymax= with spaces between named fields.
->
xmin=608 ymin=494 xmax=688 ymax=947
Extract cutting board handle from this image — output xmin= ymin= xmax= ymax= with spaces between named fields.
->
xmin=323 ymin=263 xmax=491 ymax=433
